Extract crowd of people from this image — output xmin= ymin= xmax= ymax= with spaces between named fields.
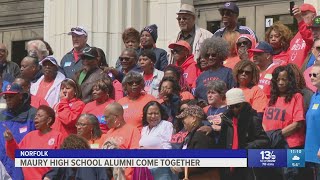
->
xmin=0 ymin=1 xmax=320 ymax=180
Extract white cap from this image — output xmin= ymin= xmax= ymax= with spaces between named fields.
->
xmin=68 ymin=26 xmax=87 ymax=36
xmin=226 ymin=88 xmax=246 ymax=106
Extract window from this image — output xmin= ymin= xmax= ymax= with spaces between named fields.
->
xmin=207 ymin=18 xmax=246 ymax=33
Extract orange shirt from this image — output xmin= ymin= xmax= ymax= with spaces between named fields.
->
xmin=99 ymin=123 xmax=140 ymax=180
xmin=263 ymin=93 xmax=305 ymax=148
xmin=224 ymin=56 xmax=241 ymax=69
xmin=117 ymin=94 xmax=156 ymax=131
xmin=240 ymin=86 xmax=268 ymax=113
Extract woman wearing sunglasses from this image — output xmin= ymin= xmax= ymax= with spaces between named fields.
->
xmin=194 ymin=37 xmax=235 ymax=102
xmin=117 ymin=71 xmax=156 ymax=131
xmin=168 ymin=40 xmax=201 ymax=88
xmin=216 ymin=88 xmax=269 ymax=179
xmin=232 ymin=60 xmax=268 ymax=116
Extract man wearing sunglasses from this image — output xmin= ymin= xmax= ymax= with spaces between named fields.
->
xmin=61 ymin=26 xmax=90 ymax=79
xmin=214 ymin=2 xmax=257 ymax=42
xmin=169 ymin=4 xmax=213 ymax=63
xmin=217 ymin=88 xmax=269 ymax=179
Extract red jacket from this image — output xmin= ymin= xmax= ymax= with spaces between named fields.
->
xmin=288 ymin=21 xmax=313 ymax=67
xmin=176 ymin=54 xmax=201 ymax=87
xmin=52 ymin=98 xmax=85 ymax=137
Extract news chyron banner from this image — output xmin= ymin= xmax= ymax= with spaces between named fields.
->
xmin=248 ymin=149 xmax=305 ymax=168
xmin=15 ymin=149 xmax=247 ymax=168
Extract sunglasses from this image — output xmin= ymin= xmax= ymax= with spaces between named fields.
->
xmin=119 ymin=57 xmax=134 ymax=62
xmin=228 ymin=103 xmax=241 ymax=110
xmin=236 ymin=41 xmax=250 ymax=47
xmin=309 ymin=73 xmax=320 ymax=78
xmin=314 ymin=46 xmax=320 ymax=52
xmin=127 ymin=80 xmax=142 ymax=86
xmin=171 ymin=49 xmax=183 ymax=54
xmin=176 ymin=17 xmax=190 ymax=21
xmin=220 ymin=10 xmax=234 ymax=16
xmin=204 ymin=53 xmax=217 ymax=58
xmin=238 ymin=70 xmax=252 ymax=75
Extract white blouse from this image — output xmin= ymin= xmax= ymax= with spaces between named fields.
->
xmin=139 ymin=120 xmax=173 ymax=149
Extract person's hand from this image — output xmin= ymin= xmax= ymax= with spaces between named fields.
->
xmin=3 ymin=124 xmax=13 ymax=141
xmin=292 ymin=5 xmax=303 ymax=23
xmin=317 ymin=150 xmax=320 ymax=159
xmin=197 ymin=126 xmax=213 ymax=135
xmin=208 ymin=114 xmax=222 ymax=125
xmin=170 ymin=167 xmax=182 ymax=174
xmin=238 ymin=47 xmax=249 ymax=60
xmin=59 ymin=90 xmax=68 ymax=100
xmin=43 ymin=177 xmax=51 ymax=180
xmin=102 ymin=67 xmax=119 ymax=77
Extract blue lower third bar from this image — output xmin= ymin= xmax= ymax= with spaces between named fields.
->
xmin=16 ymin=149 xmax=247 ymax=158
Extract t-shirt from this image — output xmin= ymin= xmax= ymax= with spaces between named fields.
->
xmin=143 ymin=73 xmax=154 ymax=94
xmin=99 ymin=123 xmax=140 ymax=180
xmin=170 ymin=129 xmax=189 ymax=149
xmin=305 ymin=92 xmax=320 ymax=163
xmin=258 ymin=63 xmax=279 ymax=99
xmin=273 ymin=51 xmax=289 ymax=64
xmin=204 ymin=106 xmax=227 ymax=116
xmin=31 ymin=95 xmax=49 ymax=109
xmin=180 ymin=91 xmax=194 ymax=101
xmin=263 ymin=93 xmax=305 ymax=148
xmin=117 ymin=94 xmax=156 ymax=131
xmin=194 ymin=67 xmax=235 ymax=101
xmin=6 ymin=130 xmax=65 ymax=180
xmin=139 ymin=120 xmax=173 ymax=149
xmin=241 ymin=86 xmax=268 ymax=113
xmin=82 ymin=98 xmax=115 ymax=133
xmin=36 ymin=79 xmax=54 ymax=100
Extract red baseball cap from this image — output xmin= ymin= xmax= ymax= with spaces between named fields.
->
xmin=300 ymin=4 xmax=316 ymax=13
xmin=168 ymin=40 xmax=191 ymax=53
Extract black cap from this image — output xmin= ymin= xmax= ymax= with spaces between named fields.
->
xmin=80 ymin=47 xmax=98 ymax=60
xmin=219 ymin=2 xmax=239 ymax=15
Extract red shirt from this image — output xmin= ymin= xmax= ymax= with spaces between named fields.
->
xmin=6 ymin=130 xmax=65 ymax=180
xmin=82 ymin=98 xmax=115 ymax=133
xmin=176 ymin=55 xmax=201 ymax=88
xmin=224 ymin=56 xmax=241 ymax=69
xmin=273 ymin=51 xmax=289 ymax=64
xmin=31 ymin=95 xmax=49 ymax=109
xmin=117 ymin=94 xmax=156 ymax=131
xmin=113 ymin=80 xmax=123 ymax=101
xmin=288 ymin=21 xmax=313 ymax=68
xmin=73 ymin=49 xmax=80 ymax=62
xmin=36 ymin=79 xmax=54 ymax=99
xmin=258 ymin=63 xmax=280 ymax=99
xmin=143 ymin=73 xmax=154 ymax=93
xmin=262 ymin=93 xmax=305 ymax=148
xmin=52 ymin=98 xmax=85 ymax=137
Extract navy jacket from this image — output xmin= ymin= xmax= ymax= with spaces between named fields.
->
xmin=0 ymin=94 xmax=36 ymax=180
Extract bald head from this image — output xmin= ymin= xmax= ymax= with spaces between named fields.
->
xmin=105 ymin=102 xmax=124 ymax=116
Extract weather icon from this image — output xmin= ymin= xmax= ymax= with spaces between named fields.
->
xmin=292 ymin=155 xmax=300 ymax=161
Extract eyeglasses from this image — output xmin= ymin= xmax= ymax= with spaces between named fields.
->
xmin=220 ymin=10 xmax=234 ymax=16
xmin=119 ymin=57 xmax=134 ymax=62
xmin=309 ymin=73 xmax=320 ymax=78
xmin=228 ymin=103 xmax=241 ymax=110
xmin=238 ymin=70 xmax=252 ymax=75
xmin=127 ymin=80 xmax=142 ymax=86
xmin=171 ymin=49 xmax=183 ymax=54
xmin=204 ymin=53 xmax=217 ymax=58
xmin=176 ymin=17 xmax=190 ymax=21
xmin=236 ymin=41 xmax=250 ymax=47
xmin=75 ymin=122 xmax=90 ymax=127
xmin=314 ymin=46 xmax=320 ymax=52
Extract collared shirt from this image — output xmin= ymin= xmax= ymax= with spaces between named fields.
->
xmin=178 ymin=27 xmax=196 ymax=52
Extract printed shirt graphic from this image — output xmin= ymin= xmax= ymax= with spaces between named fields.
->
xmin=258 ymin=63 xmax=279 ymax=99
xmin=263 ymin=93 xmax=305 ymax=147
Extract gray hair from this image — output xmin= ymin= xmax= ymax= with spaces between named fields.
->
xmin=121 ymin=71 xmax=145 ymax=91
xmin=27 ymin=40 xmax=49 ymax=58
xmin=206 ymin=80 xmax=227 ymax=99
xmin=78 ymin=114 xmax=102 ymax=140
xmin=200 ymin=37 xmax=229 ymax=61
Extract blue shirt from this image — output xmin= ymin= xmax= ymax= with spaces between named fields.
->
xmin=305 ymin=92 xmax=320 ymax=163
xmin=306 ymin=54 xmax=316 ymax=69
xmin=194 ymin=66 xmax=235 ymax=101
